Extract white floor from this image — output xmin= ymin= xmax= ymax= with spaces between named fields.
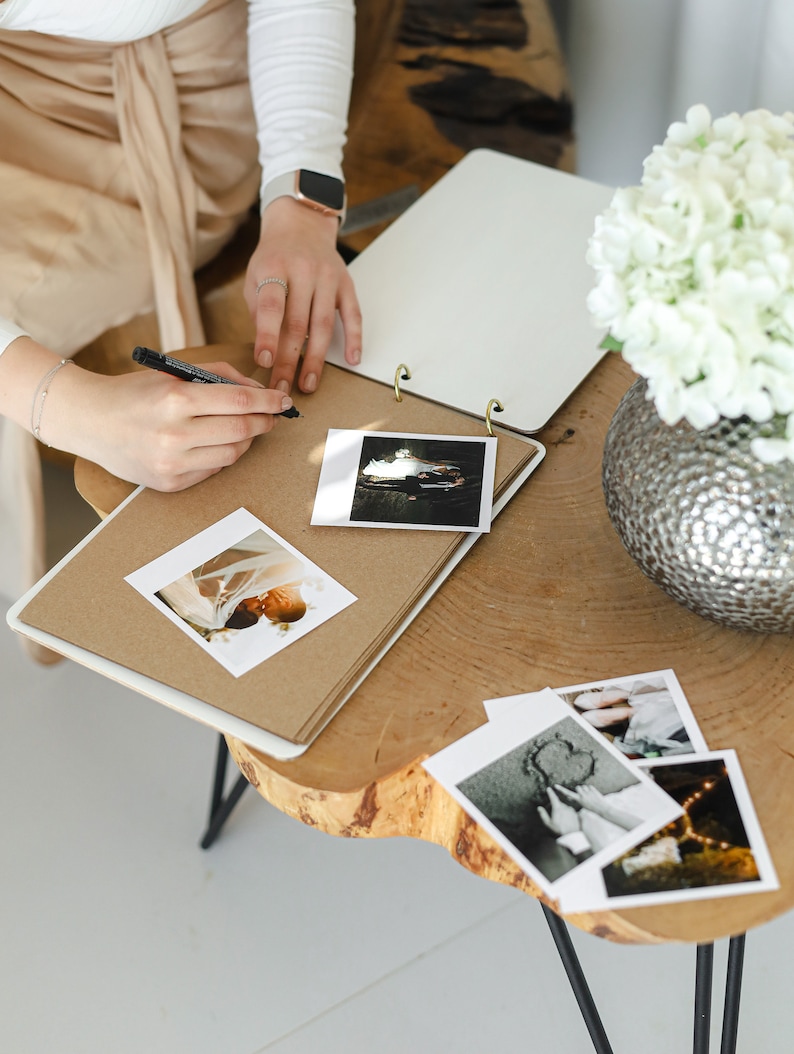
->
xmin=2 ymin=464 xmax=793 ymax=1054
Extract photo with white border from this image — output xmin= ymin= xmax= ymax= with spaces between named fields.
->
xmin=484 ymin=670 xmax=707 ymax=759
xmin=423 ymin=688 xmax=682 ymax=905
xmin=559 ymin=750 xmax=779 ymax=912
xmin=311 ymin=430 xmax=497 ymax=532
xmin=125 ymin=508 xmax=357 ymax=677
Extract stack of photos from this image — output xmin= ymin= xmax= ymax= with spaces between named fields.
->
xmin=425 ymin=671 xmax=778 ymax=912
xmin=311 ymin=430 xmax=498 ymax=532
xmin=423 ymin=687 xmax=682 ymax=910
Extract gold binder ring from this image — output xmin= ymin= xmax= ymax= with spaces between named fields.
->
xmin=394 ymin=363 xmax=412 ymax=402
xmin=486 ymin=398 xmax=504 ymax=436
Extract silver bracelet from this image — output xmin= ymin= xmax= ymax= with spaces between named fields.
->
xmin=30 ymin=358 xmax=74 ymax=446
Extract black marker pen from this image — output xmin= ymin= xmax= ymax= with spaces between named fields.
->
xmin=131 ymin=347 xmax=302 ymax=417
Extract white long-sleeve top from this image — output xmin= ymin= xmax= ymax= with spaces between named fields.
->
xmin=0 ymin=0 xmax=354 ymax=354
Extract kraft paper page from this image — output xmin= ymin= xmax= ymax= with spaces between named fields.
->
xmin=15 ymin=364 xmax=542 ymax=745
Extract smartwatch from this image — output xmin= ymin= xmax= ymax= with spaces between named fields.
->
xmin=260 ymin=169 xmax=347 ymax=224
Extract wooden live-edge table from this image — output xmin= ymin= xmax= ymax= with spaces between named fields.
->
xmin=75 ymin=345 xmax=794 ymax=1052
xmin=75 ymin=345 xmax=794 ymax=946
xmin=225 ymin=351 xmax=794 ymax=950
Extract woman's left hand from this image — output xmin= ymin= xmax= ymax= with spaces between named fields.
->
xmin=244 ymin=196 xmax=362 ymax=394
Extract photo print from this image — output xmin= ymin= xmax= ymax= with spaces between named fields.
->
xmin=423 ymin=688 xmax=681 ymax=905
xmin=125 ymin=508 xmax=356 ymax=677
xmin=560 ymin=750 xmax=779 ymax=912
xmin=485 ymin=670 xmax=707 ymax=761
xmin=311 ymin=429 xmax=498 ymax=532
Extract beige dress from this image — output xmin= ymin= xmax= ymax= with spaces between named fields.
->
xmin=0 ymin=0 xmax=262 ymax=637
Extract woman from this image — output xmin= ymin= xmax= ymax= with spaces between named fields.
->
xmin=0 ymin=0 xmax=362 ymax=614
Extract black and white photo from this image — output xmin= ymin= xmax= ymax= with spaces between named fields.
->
xmin=423 ymin=688 xmax=681 ymax=904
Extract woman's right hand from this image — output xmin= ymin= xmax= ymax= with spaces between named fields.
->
xmin=2 ymin=338 xmax=292 ymax=490
xmin=67 ymin=361 xmax=295 ymax=490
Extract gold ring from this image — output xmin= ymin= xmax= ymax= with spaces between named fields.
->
xmin=485 ymin=398 xmax=504 ymax=436
xmin=394 ymin=363 xmax=411 ymax=402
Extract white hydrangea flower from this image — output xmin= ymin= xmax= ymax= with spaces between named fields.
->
xmin=587 ymin=104 xmax=794 ymax=461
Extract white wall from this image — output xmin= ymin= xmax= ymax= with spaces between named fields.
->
xmin=558 ymin=0 xmax=794 ymax=187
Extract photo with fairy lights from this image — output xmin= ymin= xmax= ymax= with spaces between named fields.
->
xmin=602 ymin=757 xmax=761 ymax=898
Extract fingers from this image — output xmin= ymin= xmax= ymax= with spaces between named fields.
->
xmin=247 ymin=199 xmax=363 ymax=394
xmin=595 ymin=689 xmax=631 ymax=707
xmin=295 ymin=274 xmax=341 ymax=394
xmin=582 ymin=705 xmax=635 ymax=728
xmin=272 ymin=279 xmax=314 ymax=393
xmin=167 ymin=372 xmax=294 ymax=421
xmin=553 ymin=784 xmax=580 ymax=806
xmin=575 ymin=689 xmax=629 ymax=710
xmin=545 ymin=786 xmax=564 ymax=818
xmin=338 ymin=273 xmax=363 ymax=368
xmin=126 ymin=404 xmax=270 ymax=491
xmin=145 ymin=455 xmax=238 ymax=494
xmin=253 ymin=270 xmax=315 ymax=392
xmin=537 ymin=806 xmax=554 ymax=832
xmin=294 ymin=270 xmax=361 ymax=392
xmin=576 ymin=785 xmax=602 ymax=807
xmin=266 ymin=272 xmax=358 ymax=394
xmin=137 ymin=429 xmax=262 ymax=492
xmin=252 ymin=280 xmax=290 ymax=372
xmin=155 ymin=384 xmax=293 ymax=472
xmin=199 ymin=361 xmax=266 ymax=388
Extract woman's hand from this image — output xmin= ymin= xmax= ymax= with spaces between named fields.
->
xmin=572 ymin=688 xmax=630 ymax=710
xmin=71 ymin=361 xmax=294 ymax=490
xmin=537 ymin=785 xmax=581 ymax=837
xmin=580 ymin=705 xmax=636 ymax=730
xmin=244 ymin=196 xmax=362 ymax=394
xmin=2 ymin=339 xmax=294 ymax=491
xmin=557 ymin=784 xmax=640 ymax=832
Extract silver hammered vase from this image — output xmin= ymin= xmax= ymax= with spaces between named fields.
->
xmin=602 ymin=378 xmax=794 ymax=633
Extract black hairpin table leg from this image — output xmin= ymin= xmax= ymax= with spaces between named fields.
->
xmin=199 ymin=733 xmax=250 ymax=849
xmin=541 ymin=902 xmax=615 ymax=1054
xmin=541 ymin=903 xmax=747 ymax=1054
xmin=694 ymin=943 xmax=714 ymax=1054
xmin=720 ymin=935 xmax=746 ymax=1054
xmin=694 ymin=934 xmax=747 ymax=1054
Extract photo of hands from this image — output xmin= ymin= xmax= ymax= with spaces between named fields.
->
xmin=485 ymin=670 xmax=707 ymax=760
xmin=422 ymin=688 xmax=681 ymax=909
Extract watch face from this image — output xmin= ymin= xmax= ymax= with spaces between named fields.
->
xmin=297 ymin=170 xmax=345 ymax=211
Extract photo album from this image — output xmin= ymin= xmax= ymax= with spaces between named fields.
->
xmin=9 ymin=359 xmax=545 ymax=754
